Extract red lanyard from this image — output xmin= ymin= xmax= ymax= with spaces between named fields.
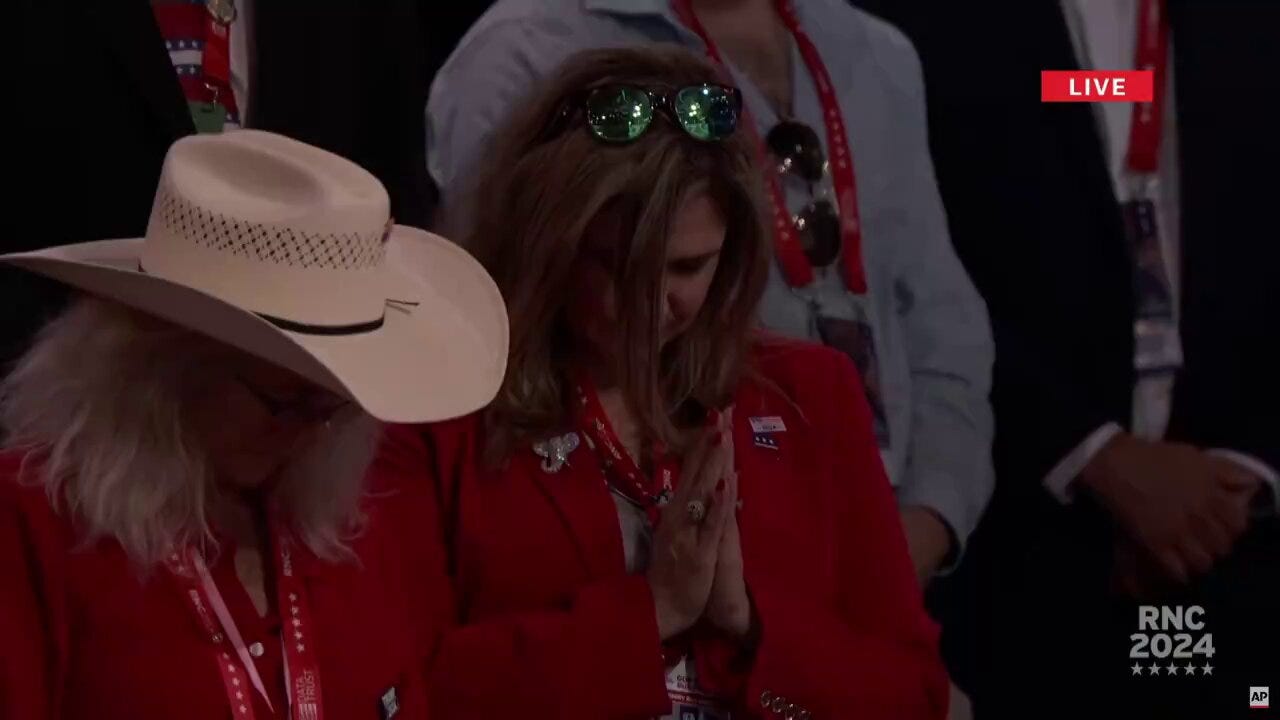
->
xmin=1125 ymin=0 xmax=1169 ymax=175
xmin=166 ymin=524 xmax=324 ymax=720
xmin=672 ymin=0 xmax=867 ymax=294
xmin=572 ymin=375 xmax=717 ymax=668
xmin=202 ymin=5 xmax=240 ymax=116
xmin=572 ymin=372 xmax=682 ymax=526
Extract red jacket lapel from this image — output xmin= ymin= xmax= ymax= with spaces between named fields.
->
xmin=523 ymin=441 xmax=626 ymax=582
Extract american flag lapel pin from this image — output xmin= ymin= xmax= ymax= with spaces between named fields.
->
xmin=750 ymin=415 xmax=785 ymax=450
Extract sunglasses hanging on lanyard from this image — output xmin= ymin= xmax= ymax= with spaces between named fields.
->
xmin=192 ymin=0 xmax=239 ymax=133
xmin=672 ymin=0 xmax=892 ymax=450
xmin=1123 ymin=0 xmax=1181 ymax=377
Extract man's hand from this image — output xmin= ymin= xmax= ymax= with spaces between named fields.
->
xmin=899 ymin=506 xmax=953 ymax=586
xmin=1212 ymin=456 xmax=1264 ymax=509
xmin=1112 ymin=536 xmax=1174 ymax=599
xmin=1081 ymin=433 xmax=1253 ymax=584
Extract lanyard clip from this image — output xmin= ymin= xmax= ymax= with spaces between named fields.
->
xmin=206 ymin=0 xmax=237 ymax=25
xmin=1126 ymin=173 xmax=1160 ymax=203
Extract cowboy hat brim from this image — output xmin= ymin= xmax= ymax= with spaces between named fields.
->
xmin=1 ymin=227 xmax=508 ymax=424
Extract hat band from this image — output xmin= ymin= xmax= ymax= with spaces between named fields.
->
xmin=136 ymin=260 xmax=386 ymax=337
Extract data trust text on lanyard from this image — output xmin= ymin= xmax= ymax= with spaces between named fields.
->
xmin=165 ymin=522 xmax=324 ymax=720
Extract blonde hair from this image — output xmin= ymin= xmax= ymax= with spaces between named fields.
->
xmin=464 ymin=46 xmax=771 ymax=462
xmin=0 ymin=298 xmax=379 ymax=569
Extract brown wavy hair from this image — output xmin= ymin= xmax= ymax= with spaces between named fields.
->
xmin=463 ymin=46 xmax=770 ymax=462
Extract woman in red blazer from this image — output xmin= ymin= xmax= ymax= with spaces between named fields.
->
xmin=380 ymin=46 xmax=947 ymax=719
xmin=0 ymin=132 xmax=507 ymax=719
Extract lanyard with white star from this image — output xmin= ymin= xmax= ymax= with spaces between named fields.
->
xmin=165 ymin=528 xmax=325 ymax=720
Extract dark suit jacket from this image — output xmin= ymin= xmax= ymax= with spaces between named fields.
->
xmin=855 ymin=0 xmax=1280 ymax=709
xmin=856 ymin=0 xmax=1279 ymax=485
xmin=8 ymin=1 xmax=433 ymax=366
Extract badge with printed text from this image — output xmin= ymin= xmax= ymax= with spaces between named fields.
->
xmin=663 ymin=653 xmax=730 ymax=720
xmin=749 ymin=416 xmax=786 ymax=433
xmin=815 ymin=303 xmax=890 ymax=449
xmin=1122 ymin=177 xmax=1182 ymax=374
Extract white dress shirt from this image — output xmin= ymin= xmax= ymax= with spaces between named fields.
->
xmin=1047 ymin=0 xmax=1279 ymax=511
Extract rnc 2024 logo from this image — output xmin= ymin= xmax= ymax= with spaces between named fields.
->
xmin=1129 ymin=606 xmax=1271 ymax=710
xmin=1129 ymin=605 xmax=1215 ymax=678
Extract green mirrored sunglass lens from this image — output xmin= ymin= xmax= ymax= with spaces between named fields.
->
xmin=674 ymin=86 xmax=738 ymax=140
xmin=586 ymin=87 xmax=654 ymax=142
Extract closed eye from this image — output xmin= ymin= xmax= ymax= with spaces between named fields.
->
xmin=667 ymin=251 xmax=719 ymax=276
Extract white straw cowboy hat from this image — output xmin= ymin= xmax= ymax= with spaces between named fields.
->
xmin=1 ymin=130 xmax=507 ymax=423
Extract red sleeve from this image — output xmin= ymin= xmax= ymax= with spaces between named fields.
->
xmin=373 ymin=423 xmax=671 ymax=720
xmin=365 ymin=425 xmax=457 ymax=674
xmin=698 ymin=350 xmax=949 ymax=719
xmin=0 ymin=462 xmax=62 ymax=720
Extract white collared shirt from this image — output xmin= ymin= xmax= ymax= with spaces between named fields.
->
xmin=1047 ymin=0 xmax=1279 ymax=510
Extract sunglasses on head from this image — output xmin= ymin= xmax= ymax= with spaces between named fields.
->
xmin=766 ymin=120 xmax=841 ymax=268
xmin=547 ymin=83 xmax=743 ymax=144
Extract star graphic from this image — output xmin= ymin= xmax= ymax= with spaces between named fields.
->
xmin=1166 ymin=663 xmax=1179 ymax=676
xmin=294 ymin=631 xmax=303 ymax=640
xmin=1202 ymin=663 xmax=1214 ymax=675
xmin=1149 ymin=662 xmax=1161 ymax=675
xmin=1131 ymin=662 xmax=1144 ymax=675
xmin=292 ymin=618 xmax=302 ymax=627
xmin=296 ymin=643 xmax=305 ymax=653
xmin=1183 ymin=663 xmax=1197 ymax=676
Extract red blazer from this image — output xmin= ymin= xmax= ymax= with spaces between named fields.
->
xmin=0 ymin=451 xmax=440 ymax=719
xmin=377 ymin=340 xmax=948 ymax=719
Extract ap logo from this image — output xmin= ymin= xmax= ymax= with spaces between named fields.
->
xmin=1250 ymin=686 xmax=1270 ymax=710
